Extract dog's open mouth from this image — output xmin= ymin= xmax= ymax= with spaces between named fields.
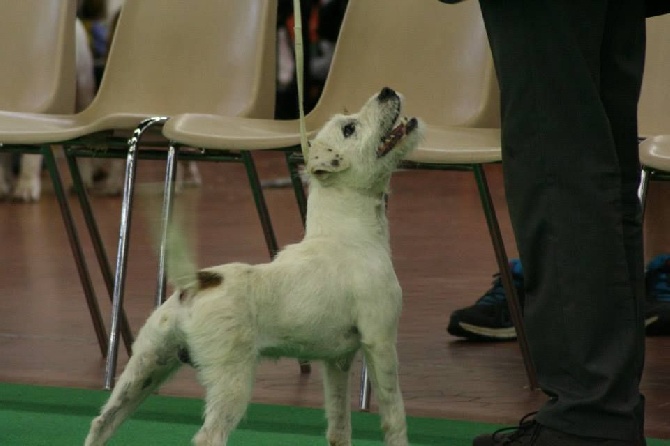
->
xmin=376 ymin=116 xmax=419 ymax=158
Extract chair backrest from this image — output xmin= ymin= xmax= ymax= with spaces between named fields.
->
xmin=306 ymin=0 xmax=498 ymax=128
xmin=638 ymin=14 xmax=670 ymax=136
xmin=85 ymin=0 xmax=276 ymax=119
xmin=0 ymin=0 xmax=76 ymax=113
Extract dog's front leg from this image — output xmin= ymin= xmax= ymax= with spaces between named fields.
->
xmin=362 ymin=342 xmax=408 ymax=446
xmin=323 ymin=357 xmax=354 ymax=446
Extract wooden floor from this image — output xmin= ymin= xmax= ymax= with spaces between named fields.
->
xmin=1 ymin=152 xmax=669 ymax=439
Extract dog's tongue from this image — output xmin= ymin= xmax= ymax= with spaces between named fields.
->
xmin=376 ymin=117 xmax=418 ymax=158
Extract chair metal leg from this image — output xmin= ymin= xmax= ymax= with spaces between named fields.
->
xmin=104 ymin=116 xmax=168 ymax=389
xmin=41 ymin=145 xmax=108 ymax=357
xmin=65 ymin=149 xmax=134 ymax=355
xmin=285 ymin=150 xmax=307 ymax=226
xmin=359 ymin=357 xmax=372 ymax=411
xmin=241 ymin=151 xmax=279 ymax=258
xmin=638 ymin=167 xmax=651 ymax=217
xmin=472 ymin=164 xmax=538 ymax=390
xmin=155 ymin=143 xmax=180 ymax=307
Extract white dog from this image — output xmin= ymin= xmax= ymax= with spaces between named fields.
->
xmin=84 ymin=87 xmax=421 ymax=446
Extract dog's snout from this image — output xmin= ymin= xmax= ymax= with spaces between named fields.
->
xmin=378 ymin=87 xmax=397 ymax=102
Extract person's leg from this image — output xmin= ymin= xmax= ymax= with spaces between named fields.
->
xmin=478 ymin=0 xmax=645 ymax=441
xmin=599 ymin=1 xmax=647 ymax=438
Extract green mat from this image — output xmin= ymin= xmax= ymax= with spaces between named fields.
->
xmin=1 ymin=383 xmax=667 ymax=445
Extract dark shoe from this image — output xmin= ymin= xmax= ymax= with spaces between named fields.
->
xmin=644 ymin=254 xmax=670 ymax=336
xmin=473 ymin=412 xmax=539 ymax=445
xmin=474 ymin=413 xmax=645 ymax=445
xmin=447 ymin=259 xmax=524 ymax=341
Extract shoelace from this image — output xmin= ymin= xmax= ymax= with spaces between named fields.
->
xmin=476 ymin=270 xmax=524 ymax=306
xmin=476 ymin=273 xmax=508 ymax=305
xmin=491 ymin=412 xmax=540 ymax=444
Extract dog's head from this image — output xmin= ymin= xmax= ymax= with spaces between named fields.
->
xmin=306 ymin=87 xmax=422 ymax=192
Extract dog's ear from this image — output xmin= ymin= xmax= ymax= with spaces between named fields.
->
xmin=306 ymin=140 xmax=351 ymax=176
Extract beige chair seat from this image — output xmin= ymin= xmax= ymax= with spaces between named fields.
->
xmin=640 ymin=136 xmax=670 ymax=172
xmin=164 ymin=116 xmax=502 ymax=165
xmin=407 ymin=127 xmax=501 ymax=165
xmin=0 ymin=110 xmax=161 ymax=144
xmin=163 ymin=116 xmax=312 ymax=151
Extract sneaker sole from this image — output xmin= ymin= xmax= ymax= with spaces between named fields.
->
xmin=449 ymin=321 xmax=517 ymax=341
xmin=451 ymin=315 xmax=661 ymax=342
xmin=645 ymin=315 xmax=658 ymax=326
xmin=457 ymin=317 xmax=658 ymax=339
xmin=645 ymin=314 xmax=670 ymax=336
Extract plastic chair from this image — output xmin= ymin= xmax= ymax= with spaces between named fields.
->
xmin=637 ymin=13 xmax=670 ymax=209
xmin=162 ymin=0 xmax=537 ymax=409
xmin=0 ymin=0 xmax=278 ymax=388
xmin=0 ymin=0 xmax=115 ymax=356
xmin=0 ymin=0 xmax=75 ymax=113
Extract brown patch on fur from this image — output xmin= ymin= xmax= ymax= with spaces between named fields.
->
xmin=197 ymin=271 xmax=223 ymax=290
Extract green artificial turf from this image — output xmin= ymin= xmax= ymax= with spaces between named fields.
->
xmin=1 ymin=382 xmax=667 ymax=445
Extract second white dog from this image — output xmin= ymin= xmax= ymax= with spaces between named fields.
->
xmin=84 ymin=87 xmax=421 ymax=446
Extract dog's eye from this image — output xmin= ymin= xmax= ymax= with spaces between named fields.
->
xmin=342 ymin=122 xmax=356 ymax=138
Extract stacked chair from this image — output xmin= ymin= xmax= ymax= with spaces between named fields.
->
xmin=160 ymin=0 xmax=537 ymax=409
xmin=0 ymin=0 xmax=279 ymax=389
xmin=0 ymin=0 xmax=114 ymax=356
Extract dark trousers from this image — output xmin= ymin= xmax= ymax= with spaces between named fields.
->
xmin=478 ymin=0 xmax=646 ymax=441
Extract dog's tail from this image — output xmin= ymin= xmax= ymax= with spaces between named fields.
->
xmin=141 ymin=186 xmax=199 ymax=292
xmin=164 ymin=219 xmax=199 ymax=291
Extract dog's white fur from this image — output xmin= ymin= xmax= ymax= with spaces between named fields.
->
xmin=84 ymin=88 xmax=422 ymax=446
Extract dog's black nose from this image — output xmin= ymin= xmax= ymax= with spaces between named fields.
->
xmin=378 ymin=87 xmax=397 ymax=102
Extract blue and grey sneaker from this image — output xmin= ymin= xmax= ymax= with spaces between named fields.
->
xmin=447 ymin=259 xmax=524 ymax=341
xmin=645 ymin=254 xmax=670 ymax=336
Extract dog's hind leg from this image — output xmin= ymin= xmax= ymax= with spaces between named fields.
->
xmin=361 ymin=342 xmax=408 ymax=446
xmin=192 ymin=352 xmax=257 ymax=446
xmin=85 ymin=299 xmax=184 ymax=446
xmin=323 ymin=357 xmax=354 ymax=446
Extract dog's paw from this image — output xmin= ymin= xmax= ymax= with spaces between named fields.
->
xmin=11 ymin=176 xmax=41 ymax=202
xmin=326 ymin=437 xmax=352 ymax=446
